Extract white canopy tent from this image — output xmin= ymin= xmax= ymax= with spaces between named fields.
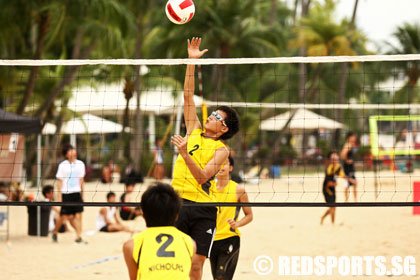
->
xmin=260 ymin=108 xmax=345 ymax=132
xmin=43 ymin=113 xmax=126 ymax=135
xmin=67 ymin=83 xmax=206 ymax=148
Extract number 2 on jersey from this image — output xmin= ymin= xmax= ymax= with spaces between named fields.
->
xmin=189 ymin=144 xmax=199 ymax=156
xmin=156 ymin=233 xmax=175 ymax=257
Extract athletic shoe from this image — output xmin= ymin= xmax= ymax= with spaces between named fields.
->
xmin=52 ymin=233 xmax=57 ymax=243
xmin=75 ymin=237 xmax=87 ymax=244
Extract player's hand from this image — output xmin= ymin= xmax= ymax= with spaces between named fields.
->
xmin=227 ymin=218 xmax=237 ymax=229
xmin=188 ymin=37 xmax=208 ymax=59
xmin=171 ymin=135 xmax=188 ymax=156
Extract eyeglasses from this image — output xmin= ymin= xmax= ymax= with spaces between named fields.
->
xmin=210 ymin=111 xmax=227 ymax=127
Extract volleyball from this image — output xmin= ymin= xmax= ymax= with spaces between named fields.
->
xmin=165 ymin=0 xmax=195 ymax=25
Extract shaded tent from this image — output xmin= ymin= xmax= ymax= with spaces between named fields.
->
xmin=260 ymin=109 xmax=345 ymax=132
xmin=0 ymin=109 xmax=42 ymax=239
xmin=0 ymin=109 xmax=42 ymax=134
xmin=0 ymin=109 xmax=42 ymax=182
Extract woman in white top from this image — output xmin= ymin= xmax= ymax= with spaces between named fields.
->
xmin=96 ymin=192 xmax=130 ymax=232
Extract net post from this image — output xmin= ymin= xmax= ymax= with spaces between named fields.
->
xmin=36 ymin=134 xmax=41 ymax=237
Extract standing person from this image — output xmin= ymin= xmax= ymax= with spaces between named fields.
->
xmin=153 ymin=139 xmax=165 ymax=180
xmin=120 ymin=179 xmax=142 ymax=221
xmin=96 ymin=192 xmax=130 ymax=232
xmin=170 ymin=37 xmax=240 ymax=280
xmin=321 ymin=151 xmax=357 ymax=225
xmin=52 ymin=144 xmax=86 ymax=243
xmin=210 ymin=156 xmax=253 ymax=280
xmin=340 ymin=132 xmax=358 ymax=202
xmin=123 ymin=182 xmax=196 ymax=280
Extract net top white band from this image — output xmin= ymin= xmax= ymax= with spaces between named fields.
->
xmin=1 ymin=54 xmax=420 ymax=66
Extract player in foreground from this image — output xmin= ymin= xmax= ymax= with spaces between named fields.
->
xmin=321 ymin=151 xmax=357 ymax=225
xmin=210 ymin=156 xmax=253 ymax=280
xmin=340 ymin=132 xmax=358 ymax=202
xmin=170 ymin=37 xmax=240 ymax=280
xmin=123 ymin=183 xmax=196 ymax=280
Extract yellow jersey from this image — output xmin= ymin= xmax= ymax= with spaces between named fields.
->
xmin=213 ymin=180 xmax=241 ymax=241
xmin=132 ymin=226 xmax=194 ymax=280
xmin=171 ymin=128 xmax=227 ymax=202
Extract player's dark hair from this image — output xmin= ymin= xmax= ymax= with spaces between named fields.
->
xmin=42 ymin=185 xmax=54 ymax=197
xmin=125 ymin=178 xmax=136 ymax=187
xmin=217 ymin=106 xmax=240 ymax=140
xmin=327 ymin=151 xmax=337 ymax=159
xmin=106 ymin=191 xmax=115 ymax=200
xmin=141 ymin=182 xmax=182 ymax=227
xmin=346 ymin=131 xmax=356 ymax=140
xmin=62 ymin=144 xmax=74 ymax=157
xmin=228 ymin=156 xmax=234 ymax=167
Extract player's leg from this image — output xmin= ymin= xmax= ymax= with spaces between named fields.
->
xmin=320 ymin=208 xmax=330 ymax=225
xmin=182 ymin=203 xmax=217 ymax=280
xmin=52 ymin=213 xmax=68 ymax=242
xmin=107 ymin=223 xmax=130 ymax=232
xmin=344 ymin=186 xmax=350 ymax=202
xmin=330 ymin=207 xmax=336 ymax=224
xmin=213 ymin=237 xmax=241 ymax=280
xmin=191 ymin=254 xmax=206 ymax=280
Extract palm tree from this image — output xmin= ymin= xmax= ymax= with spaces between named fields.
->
xmin=34 ymin=0 xmax=131 ymax=121
xmin=388 ymin=23 xmax=420 ymax=104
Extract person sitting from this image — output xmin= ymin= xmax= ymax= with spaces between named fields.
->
xmin=42 ymin=185 xmax=61 ymax=233
xmin=101 ymin=160 xmax=120 ymax=184
xmin=120 ymin=180 xmax=142 ymax=221
xmin=96 ymin=192 xmax=130 ymax=232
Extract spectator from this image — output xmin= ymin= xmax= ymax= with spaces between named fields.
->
xmin=52 ymin=144 xmax=86 ymax=244
xmin=96 ymin=192 xmax=130 ymax=232
xmin=153 ymin=139 xmax=165 ymax=180
xmin=42 ymin=185 xmax=60 ymax=232
xmin=120 ymin=180 xmax=142 ymax=221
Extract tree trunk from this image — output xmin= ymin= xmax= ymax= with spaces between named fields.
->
xmin=269 ymin=0 xmax=278 ymax=26
xmin=16 ymin=12 xmax=50 ymax=115
xmin=297 ymin=0 xmax=311 ymax=102
xmin=334 ymin=0 xmax=359 ymax=148
xmin=41 ymin=106 xmax=66 ymax=182
xmin=34 ymin=30 xmax=94 ymax=120
xmin=132 ymin=14 xmax=144 ymax=174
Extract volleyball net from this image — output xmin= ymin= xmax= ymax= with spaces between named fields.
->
xmin=1 ymin=54 xmax=420 ymax=207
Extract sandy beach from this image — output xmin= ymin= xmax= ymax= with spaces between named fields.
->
xmin=1 ymin=171 xmax=420 ymax=279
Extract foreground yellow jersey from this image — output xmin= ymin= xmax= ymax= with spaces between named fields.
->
xmin=132 ymin=226 xmax=194 ymax=280
xmin=172 ymin=128 xmax=227 ymax=202
xmin=214 ymin=180 xmax=241 ymax=241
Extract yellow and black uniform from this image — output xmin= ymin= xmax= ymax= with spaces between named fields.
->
xmin=172 ymin=128 xmax=227 ymax=257
xmin=172 ymin=128 xmax=226 ymax=202
xmin=132 ymin=226 xmax=194 ymax=280
xmin=210 ymin=180 xmax=241 ymax=280
xmin=322 ymin=163 xmax=345 ymax=203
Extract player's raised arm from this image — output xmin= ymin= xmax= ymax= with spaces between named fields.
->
xmin=184 ymin=37 xmax=208 ymax=134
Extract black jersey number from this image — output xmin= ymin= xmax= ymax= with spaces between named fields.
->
xmin=189 ymin=144 xmax=199 ymax=156
xmin=156 ymin=234 xmax=175 ymax=257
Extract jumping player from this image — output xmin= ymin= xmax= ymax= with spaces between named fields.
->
xmin=321 ymin=151 xmax=357 ymax=225
xmin=170 ymin=37 xmax=240 ymax=280
xmin=210 ymin=156 xmax=253 ymax=280
xmin=123 ymin=183 xmax=196 ymax=280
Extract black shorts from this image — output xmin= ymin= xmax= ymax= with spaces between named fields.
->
xmin=60 ymin=192 xmax=83 ymax=215
xmin=210 ymin=236 xmax=240 ymax=280
xmin=322 ymin=184 xmax=336 ymax=204
xmin=175 ymin=199 xmax=217 ymax=257
xmin=99 ymin=225 xmax=109 ymax=232
xmin=343 ymin=164 xmax=356 ymax=186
